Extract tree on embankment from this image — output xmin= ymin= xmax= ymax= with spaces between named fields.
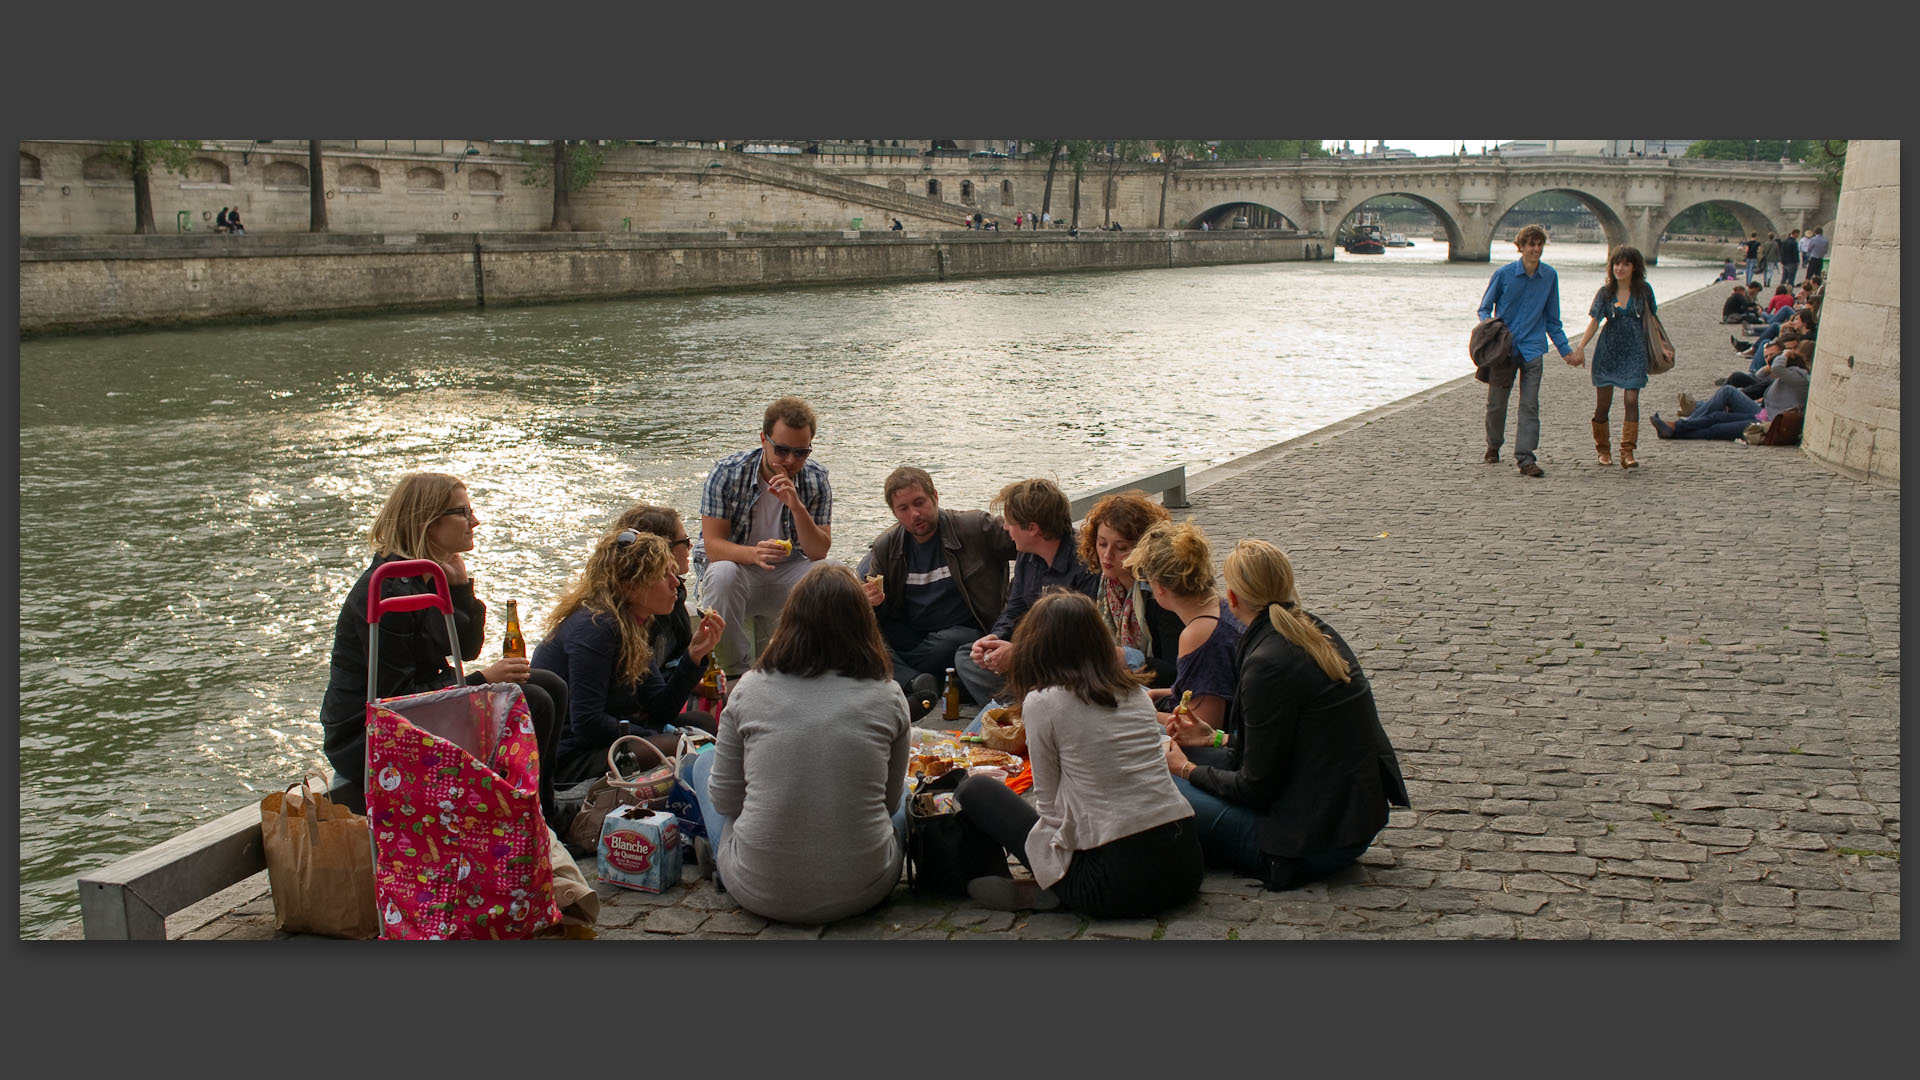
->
xmin=1102 ymin=140 xmax=1146 ymax=227
xmin=1154 ymin=140 xmax=1199 ymax=229
xmin=99 ymin=140 xmax=201 ymax=234
xmin=1031 ymin=140 xmax=1066 ymax=224
xmin=519 ymin=140 xmax=615 ymax=231
xmin=308 ymin=140 xmax=328 ymax=233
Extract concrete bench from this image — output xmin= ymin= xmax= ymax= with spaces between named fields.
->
xmin=1068 ymin=464 xmax=1189 ymax=520
xmin=76 ymin=776 xmax=362 ymax=940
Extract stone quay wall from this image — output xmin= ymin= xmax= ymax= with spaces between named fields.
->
xmin=1799 ymin=140 xmax=1900 ymax=484
xmin=18 ymin=229 xmax=1323 ymax=335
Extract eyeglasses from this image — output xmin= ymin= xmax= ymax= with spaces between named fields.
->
xmin=765 ymin=439 xmax=812 ymax=460
xmin=441 ymin=505 xmax=476 ymax=522
xmin=670 ymin=536 xmax=693 ymax=550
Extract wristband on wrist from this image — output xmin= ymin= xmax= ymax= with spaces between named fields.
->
xmin=1212 ymin=728 xmax=1226 ymax=748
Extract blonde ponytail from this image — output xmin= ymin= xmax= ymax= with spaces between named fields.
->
xmin=1225 ymin=539 xmax=1351 ymax=684
xmin=1266 ymin=601 xmax=1350 ymax=683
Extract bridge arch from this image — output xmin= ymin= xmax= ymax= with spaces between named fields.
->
xmin=1488 ymin=185 xmax=1635 ymax=259
xmin=1325 ymin=190 xmax=1469 ymax=255
xmin=1655 ymin=196 xmax=1783 ymax=259
xmin=1191 ymin=201 xmax=1299 ymax=230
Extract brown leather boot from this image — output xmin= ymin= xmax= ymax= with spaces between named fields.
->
xmin=1591 ymin=420 xmax=1613 ymax=465
xmin=1619 ymin=420 xmax=1640 ymax=468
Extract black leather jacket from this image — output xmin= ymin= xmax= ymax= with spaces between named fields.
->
xmin=1190 ymin=614 xmax=1410 ymax=862
xmin=866 ymin=508 xmax=1018 ymax=636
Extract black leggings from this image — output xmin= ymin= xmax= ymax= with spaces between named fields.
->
xmin=955 ymin=774 xmax=1204 ymax=919
xmin=517 ymin=669 xmax=568 ymax=824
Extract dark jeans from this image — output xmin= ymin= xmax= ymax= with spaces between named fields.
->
xmin=515 ymin=669 xmax=568 ymax=823
xmin=955 ymin=774 xmax=1204 ymax=919
xmin=883 ymin=622 xmax=979 ymax=696
xmin=1171 ymin=774 xmax=1369 ymax=890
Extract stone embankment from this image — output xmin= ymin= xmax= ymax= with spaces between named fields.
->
xmin=18 ymin=228 xmax=1324 ymax=336
xmin=63 ymin=281 xmax=1896 ymax=941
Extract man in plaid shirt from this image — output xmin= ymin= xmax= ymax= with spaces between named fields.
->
xmin=696 ymin=396 xmax=833 ymax=672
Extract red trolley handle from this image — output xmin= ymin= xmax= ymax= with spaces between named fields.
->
xmin=365 ymin=559 xmax=465 ymax=704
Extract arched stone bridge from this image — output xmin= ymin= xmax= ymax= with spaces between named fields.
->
xmin=1153 ymin=155 xmax=1838 ymax=262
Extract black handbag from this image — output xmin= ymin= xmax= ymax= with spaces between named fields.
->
xmin=905 ymin=768 xmax=1011 ymax=896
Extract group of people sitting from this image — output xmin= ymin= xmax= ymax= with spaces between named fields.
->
xmin=1654 ymin=276 xmax=1820 ymax=442
xmin=214 ymin=206 xmax=246 ymax=234
xmin=319 ymin=394 xmax=1411 ymax=925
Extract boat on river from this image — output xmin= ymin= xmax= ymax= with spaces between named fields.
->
xmin=1386 ymin=232 xmax=1414 ymax=247
xmin=1345 ymin=224 xmax=1386 ymax=254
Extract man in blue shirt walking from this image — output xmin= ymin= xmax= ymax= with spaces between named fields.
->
xmin=1477 ymin=224 xmax=1575 ymax=477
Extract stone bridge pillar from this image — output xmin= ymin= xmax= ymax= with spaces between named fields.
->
xmin=1449 ymin=200 xmax=1497 ymax=261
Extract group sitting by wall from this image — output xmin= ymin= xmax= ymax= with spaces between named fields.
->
xmin=318 ymin=394 xmax=1411 ymax=927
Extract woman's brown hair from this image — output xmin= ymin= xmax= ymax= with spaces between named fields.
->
xmin=1605 ymin=245 xmax=1647 ymax=294
xmin=754 ymin=562 xmax=892 ymax=682
xmin=1003 ymin=589 xmax=1140 ymax=710
xmin=1077 ymin=490 xmax=1172 ymax=570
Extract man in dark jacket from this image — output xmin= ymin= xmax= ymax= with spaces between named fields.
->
xmin=953 ymin=478 xmax=1099 ymax=704
xmin=857 ymin=467 xmax=1017 ymax=697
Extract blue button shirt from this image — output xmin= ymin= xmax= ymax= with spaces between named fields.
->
xmin=1477 ymin=258 xmax=1571 ymax=362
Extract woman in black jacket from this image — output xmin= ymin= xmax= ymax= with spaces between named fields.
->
xmin=1163 ymin=538 xmax=1409 ymax=890
xmin=318 ymin=472 xmax=566 ymax=821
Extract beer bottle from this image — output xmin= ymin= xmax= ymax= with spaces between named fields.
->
xmin=501 ymin=599 xmax=527 ymax=659
xmin=943 ymin=667 xmax=961 ymax=724
xmin=699 ymin=653 xmax=722 ymax=704
xmin=611 ymin=719 xmax=639 ymax=780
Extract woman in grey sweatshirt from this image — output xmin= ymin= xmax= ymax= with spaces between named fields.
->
xmin=686 ymin=563 xmax=911 ymax=925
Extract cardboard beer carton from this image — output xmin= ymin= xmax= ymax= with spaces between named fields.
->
xmin=596 ymin=805 xmax=683 ymax=893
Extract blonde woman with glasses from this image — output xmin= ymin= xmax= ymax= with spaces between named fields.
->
xmin=319 ymin=471 xmax=567 ymax=822
xmin=1163 ymin=539 xmax=1410 ymax=891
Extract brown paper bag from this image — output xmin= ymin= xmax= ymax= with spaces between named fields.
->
xmin=260 ymin=774 xmax=378 ymax=939
xmin=978 ymin=707 xmax=1027 ymax=757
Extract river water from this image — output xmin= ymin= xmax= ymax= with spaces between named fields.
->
xmin=16 ymin=239 xmax=1716 ymax=937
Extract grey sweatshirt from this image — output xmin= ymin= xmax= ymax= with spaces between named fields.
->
xmin=708 ymin=670 xmax=910 ymax=924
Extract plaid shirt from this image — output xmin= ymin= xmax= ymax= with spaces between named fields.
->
xmin=694 ymin=447 xmax=832 ymax=563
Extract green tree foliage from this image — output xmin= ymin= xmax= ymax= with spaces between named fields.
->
xmin=1684 ymin=139 xmax=1820 ymax=162
xmin=100 ymin=140 xmax=201 ymax=234
xmin=1213 ymin=139 xmax=1331 ymax=160
xmin=518 ymin=140 xmax=615 ymax=231
xmin=1808 ymin=140 xmax=1846 ymax=190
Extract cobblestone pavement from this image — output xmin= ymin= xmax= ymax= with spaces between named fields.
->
xmin=144 ymin=282 xmax=1900 ymax=942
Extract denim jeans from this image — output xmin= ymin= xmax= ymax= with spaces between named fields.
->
xmin=1170 ymin=775 xmax=1368 ymax=889
xmin=1485 ymin=356 xmax=1545 ymax=465
xmin=883 ymin=623 xmax=980 ymax=696
xmin=686 ymin=745 xmax=909 ymax=857
xmin=1744 ymin=257 xmax=1757 ymax=284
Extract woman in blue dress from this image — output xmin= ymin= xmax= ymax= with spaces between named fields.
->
xmin=1570 ymin=245 xmax=1669 ymax=469
xmin=1122 ymin=519 xmax=1245 ymax=736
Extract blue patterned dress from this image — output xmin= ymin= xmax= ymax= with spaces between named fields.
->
xmin=1588 ymin=284 xmax=1654 ymax=389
